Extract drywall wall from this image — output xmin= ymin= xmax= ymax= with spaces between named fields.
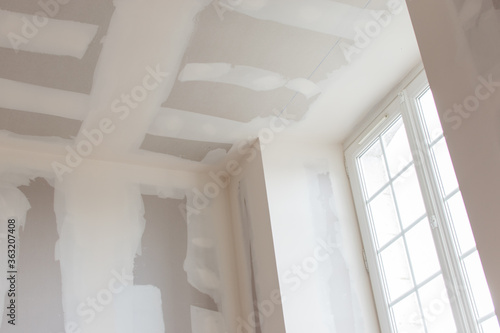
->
xmin=134 ymin=195 xmax=218 ymax=332
xmin=0 ymin=95 xmax=243 ymax=333
xmin=406 ymin=0 xmax=500 ymax=317
xmin=0 ymin=178 xmax=64 ymax=332
xmin=227 ymin=140 xmax=286 ymax=333
xmin=53 ymin=164 xmax=169 ymax=333
xmin=0 ymin=154 xmax=241 ymax=332
xmin=260 ymin=140 xmax=380 ymax=333
xmin=182 ymin=171 xmax=243 ymax=333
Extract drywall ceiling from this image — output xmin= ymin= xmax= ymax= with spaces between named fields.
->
xmin=0 ymin=0 xmax=421 ymax=166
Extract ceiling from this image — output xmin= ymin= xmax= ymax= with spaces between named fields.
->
xmin=0 ymin=0 xmax=421 ymax=168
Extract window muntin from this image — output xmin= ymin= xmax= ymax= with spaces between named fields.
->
xmin=346 ymin=71 xmax=499 ymax=333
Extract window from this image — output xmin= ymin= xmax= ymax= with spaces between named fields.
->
xmin=345 ymin=70 xmax=499 ymax=333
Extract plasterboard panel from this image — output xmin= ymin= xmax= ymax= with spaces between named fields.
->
xmin=0 ymin=108 xmax=81 ymax=139
xmin=183 ymin=8 xmax=339 ymax=79
xmin=0 ymin=178 xmax=64 ymax=332
xmin=140 ymin=134 xmax=232 ymax=162
xmin=134 ymin=196 xmax=218 ymax=333
xmin=0 ymin=1 xmax=114 ymax=94
xmin=163 ymin=81 xmax=312 ymax=122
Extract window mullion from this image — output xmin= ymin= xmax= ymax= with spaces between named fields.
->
xmin=399 ymin=90 xmax=480 ymax=333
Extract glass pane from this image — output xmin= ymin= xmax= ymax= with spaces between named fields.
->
xmin=392 ymin=166 xmax=427 ymax=228
xmin=431 ymin=138 xmax=459 ymax=196
xmin=392 ymin=292 xmax=425 ymax=333
xmin=382 ymin=118 xmax=414 ymax=177
xmin=463 ymin=252 xmax=496 ymax=318
xmin=418 ymin=88 xmax=443 ymax=142
xmin=369 ymin=187 xmax=401 ymax=248
xmin=418 ymin=275 xmax=457 ymax=333
xmin=446 ymin=192 xmax=476 ymax=255
xmin=481 ymin=316 xmax=500 ymax=332
xmin=360 ymin=139 xmax=389 ymax=198
xmin=380 ymin=237 xmax=413 ymax=301
xmin=406 ymin=219 xmax=441 ymax=284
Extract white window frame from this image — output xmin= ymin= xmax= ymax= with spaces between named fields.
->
xmin=344 ymin=68 xmax=495 ymax=333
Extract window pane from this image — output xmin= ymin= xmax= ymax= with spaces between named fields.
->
xmin=360 ymin=139 xmax=389 ymax=198
xmin=418 ymin=88 xmax=443 ymax=142
xmin=392 ymin=292 xmax=425 ymax=333
xmin=418 ymin=275 xmax=457 ymax=333
xmin=380 ymin=237 xmax=413 ymax=301
xmin=382 ymin=118 xmax=413 ymax=177
xmin=446 ymin=192 xmax=476 ymax=255
xmin=406 ymin=219 xmax=441 ymax=284
xmin=431 ymin=138 xmax=459 ymax=196
xmin=392 ymin=166 xmax=427 ymax=228
xmin=481 ymin=316 xmax=500 ymax=332
xmin=463 ymin=252 xmax=496 ymax=319
xmin=369 ymin=187 xmax=401 ymax=248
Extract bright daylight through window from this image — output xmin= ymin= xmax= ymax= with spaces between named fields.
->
xmin=345 ymin=70 xmax=499 ymax=333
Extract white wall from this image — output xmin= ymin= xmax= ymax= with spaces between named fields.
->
xmin=260 ymin=139 xmax=379 ymax=333
xmin=406 ymin=0 xmax=500 ymax=316
xmin=227 ymin=140 xmax=286 ymax=333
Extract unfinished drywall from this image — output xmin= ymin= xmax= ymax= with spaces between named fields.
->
xmin=0 ymin=1 xmax=112 ymax=95
xmin=140 ymin=135 xmax=233 ymax=162
xmin=162 ymin=3 xmax=337 ymax=124
xmin=0 ymin=1 xmax=424 ymax=332
xmin=0 ymin=108 xmax=81 ymax=139
xmin=0 ymin=79 xmax=89 ymax=120
xmin=277 ymin=0 xmax=421 ymax=143
xmin=260 ymin=140 xmax=379 ymax=333
xmin=227 ymin=141 xmax=286 ymax=333
xmin=0 ymin=178 xmax=30 ymax=327
xmin=53 ymin=165 xmax=155 ymax=332
xmin=0 ymin=9 xmax=98 ymax=58
xmin=78 ymin=0 xmax=212 ymax=156
xmin=222 ymin=0 xmax=375 ymax=38
xmin=0 ymin=2 xmax=248 ymax=328
xmin=0 ymin=177 xmax=65 ymax=331
xmin=190 ymin=306 xmax=227 ymax=333
xmin=50 ymin=160 xmax=241 ymax=332
xmin=178 ymin=63 xmax=320 ymax=98
xmin=406 ymin=0 xmax=500 ymax=317
xmin=134 ymin=195 xmax=218 ymax=332
xmin=181 ymin=168 xmax=245 ymax=333
xmin=0 ymin=139 xmax=245 ymax=332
